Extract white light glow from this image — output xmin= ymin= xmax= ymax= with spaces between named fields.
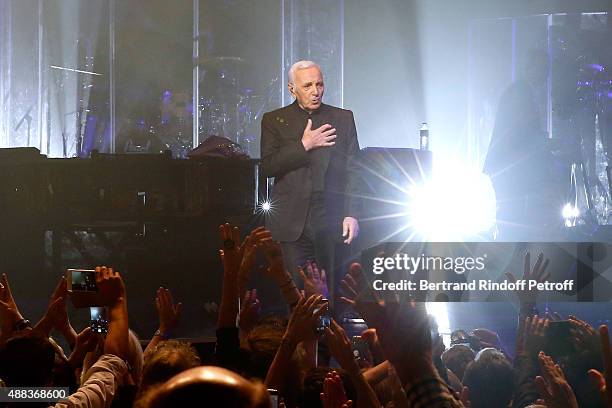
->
xmin=562 ymin=203 xmax=579 ymax=219
xmin=261 ymin=201 xmax=272 ymax=212
xmin=562 ymin=202 xmax=580 ymax=227
xmin=406 ymin=157 xmax=496 ymax=241
xmin=426 ymin=302 xmax=451 ymax=348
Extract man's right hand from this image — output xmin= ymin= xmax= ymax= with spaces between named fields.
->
xmin=302 ymin=119 xmax=337 ymax=151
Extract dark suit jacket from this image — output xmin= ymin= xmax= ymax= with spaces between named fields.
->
xmin=260 ymin=100 xmax=361 ymax=242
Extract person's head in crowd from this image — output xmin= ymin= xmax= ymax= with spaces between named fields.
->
xmin=242 ymin=316 xmax=289 ymax=379
xmin=0 ymin=333 xmax=55 ymax=387
xmin=442 ymin=344 xmax=476 ymax=380
xmin=450 ymin=329 xmax=482 ymax=352
xmin=144 ymin=366 xmax=271 ymax=408
xmin=127 ymin=330 xmax=144 ymax=383
xmin=140 ymin=340 xmax=200 ymax=391
xmin=82 ymin=329 xmax=143 ymax=382
xmin=463 ymin=348 xmax=515 ymax=408
xmin=300 ymin=367 xmax=357 ymax=408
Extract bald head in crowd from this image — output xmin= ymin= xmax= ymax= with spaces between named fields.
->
xmin=145 ymin=366 xmax=271 ymax=408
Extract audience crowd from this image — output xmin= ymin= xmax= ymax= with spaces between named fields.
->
xmin=0 ymin=223 xmax=611 ymax=407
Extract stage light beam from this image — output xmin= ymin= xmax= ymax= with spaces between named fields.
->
xmin=406 ymin=158 xmax=496 ymax=241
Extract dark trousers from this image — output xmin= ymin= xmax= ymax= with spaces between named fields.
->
xmin=281 ymin=194 xmax=338 ymax=301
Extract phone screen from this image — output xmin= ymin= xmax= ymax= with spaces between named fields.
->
xmin=69 ymin=269 xmax=97 ymax=292
xmin=317 ymin=299 xmax=331 ymax=333
xmin=90 ymin=307 xmax=109 ymax=334
xmin=267 ymin=389 xmax=279 ymax=408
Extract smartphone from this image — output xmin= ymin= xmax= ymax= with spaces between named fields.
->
xmin=317 ymin=299 xmax=331 ymax=333
xmin=90 ymin=307 xmax=109 ymax=334
xmin=545 ymin=320 xmax=574 ymax=356
xmin=267 ymin=388 xmax=279 ymax=408
xmin=351 ymin=335 xmax=373 ymax=366
xmin=67 ymin=269 xmax=99 ymax=307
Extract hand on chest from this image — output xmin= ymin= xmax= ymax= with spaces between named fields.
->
xmin=276 ymin=113 xmax=345 ymax=149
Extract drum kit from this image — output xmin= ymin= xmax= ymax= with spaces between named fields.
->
xmin=141 ymin=56 xmax=277 ymax=159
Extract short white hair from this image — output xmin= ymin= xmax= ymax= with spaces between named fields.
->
xmin=288 ymin=60 xmax=321 ymax=84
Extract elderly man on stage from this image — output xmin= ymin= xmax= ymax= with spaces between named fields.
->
xmin=260 ymin=60 xmax=361 ymax=294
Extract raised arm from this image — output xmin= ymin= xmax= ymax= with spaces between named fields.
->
xmin=265 ymin=295 xmax=325 ymax=397
xmin=324 ymin=319 xmax=380 ymax=408
xmin=96 ymin=266 xmax=129 ymax=360
xmin=144 ymin=287 xmax=182 ymax=355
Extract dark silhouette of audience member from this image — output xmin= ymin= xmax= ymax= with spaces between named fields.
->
xmin=462 ymin=348 xmax=515 ymax=408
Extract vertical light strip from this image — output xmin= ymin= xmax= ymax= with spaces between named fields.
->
xmin=0 ymin=1 xmax=6 ymax=147
xmin=37 ymin=0 xmax=44 ymax=151
xmin=511 ymin=19 xmax=517 ymax=83
xmin=466 ymin=22 xmax=473 ymax=164
xmin=109 ymin=0 xmax=116 ymax=153
xmin=280 ymin=0 xmax=286 ymax=107
xmin=5 ymin=0 xmax=13 ymax=147
xmin=546 ymin=14 xmax=553 ymax=139
xmin=192 ymin=0 xmax=200 ymax=150
xmin=339 ymin=0 xmax=344 ymax=108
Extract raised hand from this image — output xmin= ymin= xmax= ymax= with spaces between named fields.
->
xmin=320 ymin=371 xmax=353 ymax=408
xmin=265 ymin=295 xmax=327 ymax=394
xmin=339 ymin=263 xmax=366 ymax=306
xmin=361 ymin=328 xmax=385 ymax=365
xmin=372 ymin=300 xmax=433 ymax=384
xmin=49 ymin=278 xmax=71 ymax=332
xmin=339 ymin=263 xmax=382 ymax=325
xmin=567 ymin=314 xmax=599 ymax=353
xmin=94 ymin=266 xmax=128 ymax=360
xmin=301 ymin=119 xmax=337 ymax=151
xmin=35 ymin=277 xmax=77 ymax=345
xmin=239 ymin=289 xmax=261 ymax=334
xmin=535 ymin=352 xmax=579 ymax=408
xmin=324 ymin=319 xmax=359 ymax=373
xmin=237 ymin=227 xmax=271 ymax=294
xmin=68 ymin=327 xmax=99 ymax=370
xmin=256 ymin=236 xmax=301 ymax=308
xmin=156 ymin=287 xmax=182 ymax=336
xmin=96 ymin=266 xmax=126 ymax=306
xmin=505 ymin=251 xmax=550 ymax=304
xmin=219 ymin=223 xmax=242 ymax=275
xmin=521 ymin=315 xmax=549 ymax=358
xmin=218 ymin=223 xmax=243 ymax=328
xmin=284 ymin=295 xmax=326 ymax=345
xmin=0 ymin=273 xmax=20 ymax=314
xmin=299 ymin=260 xmax=329 ymax=298
xmin=588 ymin=325 xmax=612 ymax=408
xmin=0 ymin=273 xmax=27 ymax=346
xmin=259 ymin=237 xmax=286 ymax=280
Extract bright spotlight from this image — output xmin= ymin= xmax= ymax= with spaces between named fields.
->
xmin=406 ymin=157 xmax=496 ymax=241
xmin=261 ymin=201 xmax=272 ymax=212
xmin=562 ymin=203 xmax=580 ymax=227
xmin=426 ymin=302 xmax=450 ymax=347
